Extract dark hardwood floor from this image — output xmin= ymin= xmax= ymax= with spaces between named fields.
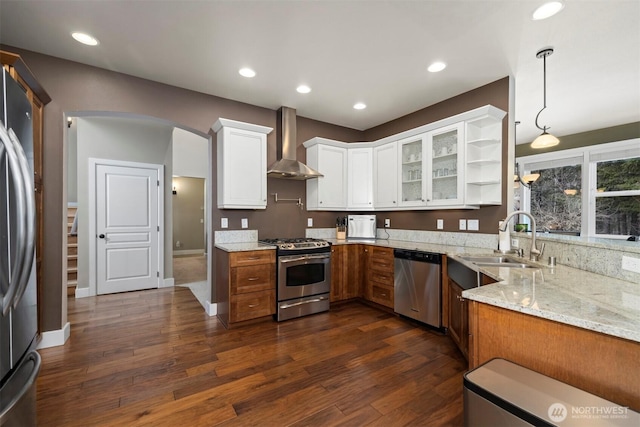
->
xmin=37 ymin=288 xmax=467 ymax=426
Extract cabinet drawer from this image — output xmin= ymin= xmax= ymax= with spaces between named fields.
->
xmin=231 ymin=264 xmax=275 ymax=294
xmin=368 ymin=269 xmax=394 ymax=286
xmin=230 ymin=290 xmax=275 ymax=323
xmin=370 ymin=284 xmax=394 ymax=308
xmin=230 ymin=250 xmax=275 ymax=267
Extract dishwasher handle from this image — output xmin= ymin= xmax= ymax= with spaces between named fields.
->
xmin=393 ymin=249 xmax=441 ymax=264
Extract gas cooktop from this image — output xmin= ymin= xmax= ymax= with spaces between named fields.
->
xmin=260 ymin=237 xmax=330 ymax=251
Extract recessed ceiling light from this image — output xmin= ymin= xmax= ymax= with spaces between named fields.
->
xmin=71 ymin=32 xmax=99 ymax=46
xmin=296 ymin=85 xmax=311 ymax=94
xmin=353 ymin=102 xmax=367 ymax=110
xmin=532 ymin=1 xmax=564 ymax=20
xmin=239 ymin=68 xmax=256 ymax=78
xmin=428 ymin=62 xmax=447 ymax=73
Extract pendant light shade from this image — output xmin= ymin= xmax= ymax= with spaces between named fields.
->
xmin=532 ymin=47 xmax=559 ymax=149
xmin=531 ymin=131 xmax=560 ymax=149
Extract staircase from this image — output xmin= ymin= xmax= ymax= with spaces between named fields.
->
xmin=67 ymin=205 xmax=78 ymax=296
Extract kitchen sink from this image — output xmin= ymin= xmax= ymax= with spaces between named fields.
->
xmin=460 ymin=255 xmax=537 ymax=269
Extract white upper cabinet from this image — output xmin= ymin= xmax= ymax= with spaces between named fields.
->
xmin=306 ymin=142 xmax=348 ymax=210
xmin=213 ymin=118 xmax=272 ymax=209
xmin=397 ymin=134 xmax=427 ymax=208
xmin=427 ymin=122 xmax=464 ymax=206
xmin=465 ymin=113 xmax=504 ymax=205
xmin=347 ymin=147 xmax=374 ymax=210
xmin=373 ymin=141 xmax=398 ymax=209
xmin=303 ymin=105 xmax=506 ymax=211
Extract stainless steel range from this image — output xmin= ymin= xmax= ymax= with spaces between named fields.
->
xmin=260 ymin=238 xmax=331 ymax=321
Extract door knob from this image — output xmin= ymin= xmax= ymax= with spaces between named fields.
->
xmin=98 ymin=234 xmax=105 ymax=239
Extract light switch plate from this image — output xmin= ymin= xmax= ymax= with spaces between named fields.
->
xmin=384 ymin=219 xmax=390 ymax=228
xmin=459 ymin=219 xmax=467 ymax=230
xmin=221 ymin=218 xmax=228 ymax=229
xmin=511 ymin=238 xmax=519 ymax=248
xmin=241 ymin=218 xmax=248 ymax=229
xmin=468 ymin=219 xmax=479 ymax=231
xmin=437 ymin=219 xmax=444 ymax=230
xmin=307 ymin=218 xmax=313 ymax=227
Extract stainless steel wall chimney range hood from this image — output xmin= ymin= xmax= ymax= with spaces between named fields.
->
xmin=267 ymin=107 xmax=323 ymax=180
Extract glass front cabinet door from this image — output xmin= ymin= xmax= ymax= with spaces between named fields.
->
xmin=427 ymin=123 xmax=464 ymax=206
xmin=397 ymin=134 xmax=427 ymax=208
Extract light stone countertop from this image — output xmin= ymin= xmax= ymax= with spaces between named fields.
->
xmin=214 ymin=237 xmax=640 ymax=344
xmin=214 ymin=242 xmax=276 ymax=252
xmin=331 ymin=238 xmax=640 ymax=344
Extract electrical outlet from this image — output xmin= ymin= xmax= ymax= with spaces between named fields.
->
xmin=437 ymin=219 xmax=444 ymax=230
xmin=511 ymin=238 xmax=519 ymax=248
xmin=307 ymin=218 xmax=313 ymax=227
xmin=468 ymin=219 xmax=479 ymax=231
xmin=221 ymin=218 xmax=228 ymax=228
xmin=622 ymin=256 xmax=640 ymax=273
xmin=176 ymin=240 xmax=181 ymax=248
xmin=459 ymin=219 xmax=467 ymax=230
xmin=384 ymin=218 xmax=391 ymax=228
xmin=241 ymin=218 xmax=248 ymax=229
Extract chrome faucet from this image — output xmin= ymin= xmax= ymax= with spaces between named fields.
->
xmin=499 ymin=211 xmax=544 ymax=262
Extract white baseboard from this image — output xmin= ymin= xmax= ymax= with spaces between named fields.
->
xmin=161 ymin=278 xmax=175 ymax=288
xmin=75 ymin=287 xmax=91 ymax=298
xmin=205 ymin=301 xmax=217 ymax=316
xmin=37 ymin=322 xmax=71 ymax=349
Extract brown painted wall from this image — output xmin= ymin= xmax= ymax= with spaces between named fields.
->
xmin=2 ymin=46 xmax=362 ymax=332
xmin=3 ymin=46 xmax=509 ymax=332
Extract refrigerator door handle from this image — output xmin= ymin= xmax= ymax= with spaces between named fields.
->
xmin=0 ymin=126 xmax=28 ymax=315
xmin=0 ymin=350 xmax=41 ymax=424
xmin=7 ymin=128 xmax=36 ymax=310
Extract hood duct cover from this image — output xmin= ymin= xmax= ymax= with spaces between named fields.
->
xmin=267 ymin=107 xmax=323 ymax=180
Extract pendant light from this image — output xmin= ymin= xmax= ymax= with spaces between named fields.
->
xmin=531 ymin=47 xmax=559 ymax=149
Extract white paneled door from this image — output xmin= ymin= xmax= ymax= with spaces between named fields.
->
xmin=93 ymin=161 xmax=162 ymax=295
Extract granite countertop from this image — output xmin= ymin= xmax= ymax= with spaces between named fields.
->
xmin=214 ymin=242 xmax=276 ymax=252
xmin=214 ymin=237 xmax=640 ymax=344
xmin=333 ymin=238 xmax=640 ymax=344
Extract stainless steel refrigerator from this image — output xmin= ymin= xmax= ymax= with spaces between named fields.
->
xmin=0 ymin=68 xmax=40 ymax=425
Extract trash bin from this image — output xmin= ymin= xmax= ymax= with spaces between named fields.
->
xmin=463 ymin=358 xmax=639 ymax=426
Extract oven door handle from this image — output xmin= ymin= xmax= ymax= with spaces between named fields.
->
xmin=279 ymin=296 xmax=328 ymax=309
xmin=280 ymin=253 xmax=330 ymax=264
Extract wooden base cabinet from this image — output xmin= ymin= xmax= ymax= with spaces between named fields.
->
xmin=216 ymin=249 xmax=275 ymax=328
xmin=330 ymin=244 xmax=362 ymax=302
xmin=469 ymin=301 xmax=640 ymax=411
xmin=363 ymin=246 xmax=394 ymax=308
xmin=447 ymin=278 xmax=468 ymax=358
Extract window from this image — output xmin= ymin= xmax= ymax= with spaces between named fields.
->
xmin=517 ymin=139 xmax=640 ymax=239
xmin=591 ymin=156 xmax=640 ymax=237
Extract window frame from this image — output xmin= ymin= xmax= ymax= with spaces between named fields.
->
xmin=517 ymin=138 xmax=640 ymax=239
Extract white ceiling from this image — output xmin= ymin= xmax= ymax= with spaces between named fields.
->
xmin=1 ymin=0 xmax=638 ymax=144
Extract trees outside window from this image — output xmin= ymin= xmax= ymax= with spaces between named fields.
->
xmin=530 ymin=165 xmax=581 ymax=234
xmin=594 ymin=158 xmax=640 ymax=236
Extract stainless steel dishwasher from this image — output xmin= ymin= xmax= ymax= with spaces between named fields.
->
xmin=393 ymin=249 xmax=442 ymax=328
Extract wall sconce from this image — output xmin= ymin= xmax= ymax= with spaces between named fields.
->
xmin=563 ymin=189 xmax=578 ymax=196
xmin=67 ymin=117 xmax=73 ymax=128
xmin=172 ymin=186 xmax=177 ymax=195
xmin=514 ymin=162 xmax=540 ymax=188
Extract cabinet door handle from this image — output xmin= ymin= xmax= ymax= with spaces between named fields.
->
xmin=248 ymin=304 xmax=258 ymax=308
xmin=247 ymin=277 xmax=259 ymax=281
xmin=246 ymin=256 xmax=260 ymax=260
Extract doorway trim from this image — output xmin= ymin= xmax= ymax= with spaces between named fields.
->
xmin=88 ymin=158 xmax=165 ymax=297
